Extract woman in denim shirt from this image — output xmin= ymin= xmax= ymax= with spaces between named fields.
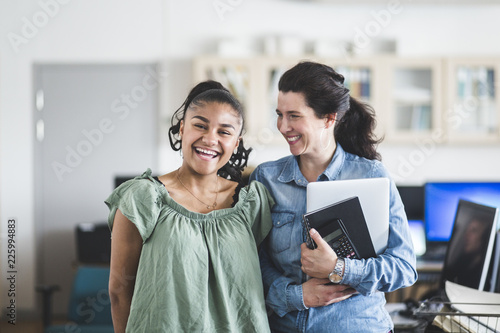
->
xmin=250 ymin=61 xmax=417 ymax=333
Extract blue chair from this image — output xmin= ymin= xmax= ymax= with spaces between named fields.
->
xmin=38 ymin=266 xmax=114 ymax=333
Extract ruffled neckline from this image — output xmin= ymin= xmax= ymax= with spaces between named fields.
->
xmin=138 ymin=169 xmax=255 ymax=220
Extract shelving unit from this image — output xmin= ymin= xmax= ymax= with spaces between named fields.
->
xmin=443 ymin=58 xmax=500 ymax=143
xmin=193 ymin=55 xmax=500 ymax=146
xmin=382 ymin=57 xmax=443 ymax=142
xmin=192 ymin=57 xmax=259 ymax=142
xmin=257 ymin=57 xmax=382 ymax=145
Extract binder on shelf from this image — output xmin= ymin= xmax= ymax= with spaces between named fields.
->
xmin=360 ymin=68 xmax=371 ymax=99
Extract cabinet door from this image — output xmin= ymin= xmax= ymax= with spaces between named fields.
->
xmin=383 ymin=58 xmax=443 ymax=142
xmin=444 ymin=59 xmax=500 ymax=143
xmin=325 ymin=57 xmax=384 ymax=141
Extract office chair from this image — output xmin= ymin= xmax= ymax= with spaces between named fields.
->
xmin=37 ymin=222 xmax=114 ymax=332
xmin=76 ymin=222 xmax=112 ymax=264
xmin=38 ymin=265 xmax=114 ymax=333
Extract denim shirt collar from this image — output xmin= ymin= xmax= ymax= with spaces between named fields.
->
xmin=277 ymin=144 xmax=346 ymax=185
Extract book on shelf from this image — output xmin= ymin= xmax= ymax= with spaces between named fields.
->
xmin=360 ymin=68 xmax=371 ymax=99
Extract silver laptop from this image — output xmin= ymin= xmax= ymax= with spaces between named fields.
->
xmin=307 ymin=178 xmax=390 ymax=255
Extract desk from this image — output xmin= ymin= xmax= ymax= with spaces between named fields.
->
xmin=416 ymin=259 xmax=443 ymax=286
xmin=385 ymin=303 xmax=428 ymax=333
xmin=417 ymin=259 xmax=443 ymax=273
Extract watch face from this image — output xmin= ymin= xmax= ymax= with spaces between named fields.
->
xmin=329 ymin=272 xmax=342 ymax=283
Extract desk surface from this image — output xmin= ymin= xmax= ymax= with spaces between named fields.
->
xmin=416 ymin=259 xmax=443 ymax=272
xmin=385 ymin=303 xmax=427 ymax=331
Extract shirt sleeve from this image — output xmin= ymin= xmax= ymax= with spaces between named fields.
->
xmin=104 ymin=178 xmax=163 ymax=243
xmin=249 ymin=168 xmax=308 ymax=316
xmin=341 ymin=165 xmax=418 ymax=294
xmin=245 ymin=180 xmax=275 ymax=246
xmin=259 ymin=244 xmax=308 ymax=316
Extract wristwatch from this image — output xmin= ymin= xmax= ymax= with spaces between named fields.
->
xmin=328 ymin=258 xmax=345 ymax=284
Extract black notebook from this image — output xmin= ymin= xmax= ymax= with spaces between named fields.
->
xmin=302 ymin=196 xmax=377 ymax=259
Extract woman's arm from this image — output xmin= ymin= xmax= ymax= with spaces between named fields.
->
xmin=109 ymin=209 xmax=143 ymax=333
xmin=301 ymin=179 xmax=418 ymax=295
xmin=301 ymin=229 xmax=357 ymax=307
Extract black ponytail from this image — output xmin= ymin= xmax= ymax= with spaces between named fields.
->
xmin=335 ymin=96 xmax=381 ymax=161
xmin=278 ymin=61 xmax=382 ymax=161
xmin=168 ymin=80 xmax=253 ymax=182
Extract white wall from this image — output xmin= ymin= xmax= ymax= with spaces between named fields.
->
xmin=0 ymin=0 xmax=166 ymax=316
xmin=2 ymin=0 xmax=500 ymax=317
xmin=163 ymin=0 xmax=500 ymax=184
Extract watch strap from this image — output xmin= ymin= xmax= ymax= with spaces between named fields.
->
xmin=329 ymin=258 xmax=345 ymax=283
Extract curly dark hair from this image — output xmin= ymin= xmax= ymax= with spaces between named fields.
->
xmin=168 ymin=80 xmax=252 ymax=183
xmin=278 ymin=61 xmax=382 ymax=161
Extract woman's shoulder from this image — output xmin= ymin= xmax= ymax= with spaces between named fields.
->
xmin=342 ymin=152 xmax=389 ymax=178
xmin=245 ymin=179 xmax=268 ymax=192
xmin=255 ymin=155 xmax=293 ymax=169
xmin=252 ymin=155 xmax=294 ymax=179
xmin=108 ymin=169 xmax=162 ymax=200
xmin=237 ymin=180 xmax=274 ymax=206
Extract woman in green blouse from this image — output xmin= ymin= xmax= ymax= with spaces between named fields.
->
xmin=106 ymin=80 xmax=274 ymax=333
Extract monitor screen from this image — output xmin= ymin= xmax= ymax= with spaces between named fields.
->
xmin=114 ymin=176 xmax=135 ymax=188
xmin=424 ymin=182 xmax=500 ymax=242
xmin=441 ymin=199 xmax=498 ymax=290
xmin=397 ymin=185 xmax=425 ymax=221
xmin=408 ymin=220 xmax=426 ymax=257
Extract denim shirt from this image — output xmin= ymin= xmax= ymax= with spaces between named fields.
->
xmin=249 ymin=144 xmax=417 ymax=333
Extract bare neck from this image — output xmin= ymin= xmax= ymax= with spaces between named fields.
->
xmin=298 ymin=144 xmax=336 ymax=183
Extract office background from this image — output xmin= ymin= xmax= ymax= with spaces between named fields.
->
xmin=2 ymin=0 xmax=500 ymax=321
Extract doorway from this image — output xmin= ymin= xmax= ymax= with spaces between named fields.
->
xmin=33 ymin=63 xmax=159 ymax=316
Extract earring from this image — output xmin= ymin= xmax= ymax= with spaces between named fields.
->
xmin=320 ymin=127 xmax=332 ymax=151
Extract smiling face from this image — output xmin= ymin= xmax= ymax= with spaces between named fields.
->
xmin=179 ymin=101 xmax=242 ymax=176
xmin=276 ymin=91 xmax=334 ymax=158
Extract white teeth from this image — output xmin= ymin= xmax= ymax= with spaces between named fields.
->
xmin=196 ymin=148 xmax=218 ymax=156
xmin=287 ymin=136 xmax=300 ymax=142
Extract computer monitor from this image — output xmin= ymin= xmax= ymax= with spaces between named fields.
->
xmin=397 ymin=185 xmax=426 ymax=257
xmin=397 ymin=185 xmax=425 ymax=221
xmin=114 ymin=176 xmax=135 ymax=188
xmin=408 ymin=220 xmax=426 ymax=257
xmin=486 ymin=232 xmax=500 ymax=292
xmin=424 ymin=182 xmax=500 ymax=243
xmin=76 ymin=222 xmax=111 ymax=264
xmin=441 ymin=199 xmax=498 ymax=291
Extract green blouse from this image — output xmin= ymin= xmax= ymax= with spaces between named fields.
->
xmin=105 ymin=169 xmax=274 ymax=333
